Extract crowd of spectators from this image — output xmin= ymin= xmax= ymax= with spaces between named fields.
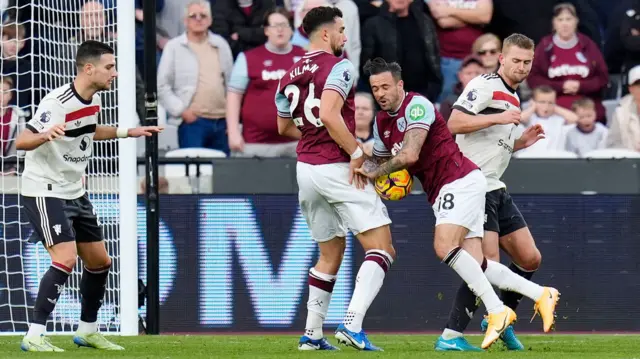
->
xmin=2 ymin=0 xmax=640 ymax=172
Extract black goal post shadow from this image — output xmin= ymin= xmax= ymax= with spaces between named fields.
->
xmin=142 ymin=0 xmax=160 ymax=335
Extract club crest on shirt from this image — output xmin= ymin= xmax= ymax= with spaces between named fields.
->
xmin=466 ymin=89 xmax=478 ymax=101
xmin=397 ymin=117 xmax=407 ymax=132
xmin=79 ymin=136 xmax=90 ymax=151
xmin=576 ymin=52 xmax=587 ymax=63
xmin=39 ymin=111 xmax=51 ymax=123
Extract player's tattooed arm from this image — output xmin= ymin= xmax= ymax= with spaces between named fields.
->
xmin=357 ymin=129 xmax=427 ymax=179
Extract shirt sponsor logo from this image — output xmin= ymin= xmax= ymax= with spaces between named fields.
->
xmin=408 ymin=104 xmax=426 ymax=122
xmin=63 ymin=154 xmax=91 ymax=163
xmin=548 ymin=64 xmax=590 ymax=79
xmin=391 ymin=142 xmax=404 ymax=156
xmin=262 ymin=69 xmax=286 ymax=81
xmin=497 ymin=138 xmax=513 ymax=153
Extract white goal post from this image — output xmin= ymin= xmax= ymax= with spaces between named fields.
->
xmin=0 ymin=0 xmax=139 ymax=335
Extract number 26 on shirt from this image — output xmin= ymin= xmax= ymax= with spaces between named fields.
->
xmin=284 ymin=83 xmax=323 ymax=128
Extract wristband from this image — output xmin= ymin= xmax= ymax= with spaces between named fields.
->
xmin=350 ymin=146 xmax=363 ymax=160
xmin=116 ymin=128 xmax=129 ymax=138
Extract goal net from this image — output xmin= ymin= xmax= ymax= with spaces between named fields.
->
xmin=0 ymin=0 xmax=139 ymax=335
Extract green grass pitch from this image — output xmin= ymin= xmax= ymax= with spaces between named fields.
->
xmin=3 ymin=334 xmax=640 ymax=358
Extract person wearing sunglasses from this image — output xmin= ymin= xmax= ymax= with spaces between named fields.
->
xmin=471 ymin=33 xmax=502 ymax=73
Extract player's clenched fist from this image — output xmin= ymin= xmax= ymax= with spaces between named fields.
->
xmin=495 ymin=110 xmax=521 ymax=125
xmin=44 ymin=124 xmax=66 ymax=142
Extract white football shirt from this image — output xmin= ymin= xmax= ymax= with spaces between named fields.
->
xmin=22 ymin=83 xmax=101 ymax=199
xmin=452 ymin=73 xmax=521 ymax=191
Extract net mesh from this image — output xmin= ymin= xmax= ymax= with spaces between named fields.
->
xmin=0 ymin=0 xmax=123 ymax=333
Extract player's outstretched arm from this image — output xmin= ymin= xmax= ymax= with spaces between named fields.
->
xmin=93 ymin=125 xmax=164 ymax=140
xmin=513 ymin=123 xmax=545 ymax=152
xmin=277 ymin=116 xmax=302 ymax=140
xmin=15 ymin=124 xmax=66 ymax=151
xmin=448 ymin=109 xmax=520 ymax=134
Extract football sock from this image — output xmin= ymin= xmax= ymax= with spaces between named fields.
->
xmin=484 ymin=260 xmax=544 ymax=303
xmin=444 ymin=281 xmax=480 ymax=334
xmin=444 ymin=247 xmax=503 ymax=314
xmin=344 ymin=249 xmax=393 ymax=333
xmin=80 ymin=264 xmax=111 ymax=325
xmin=501 ymin=262 xmax=537 ymax=310
xmin=305 ymin=268 xmax=336 ymax=340
xmin=29 ymin=262 xmax=72 ymax=338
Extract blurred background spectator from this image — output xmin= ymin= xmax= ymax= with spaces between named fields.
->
xmin=226 ymin=7 xmax=303 ymax=158
xmin=564 ymin=98 xmax=608 ymax=157
xmin=518 ymin=85 xmax=578 ymax=154
xmin=606 ymin=65 xmax=640 ymax=151
xmin=361 ymin=0 xmax=441 ymax=101
xmin=211 ymin=0 xmax=275 ymax=58
xmin=0 ymin=0 xmax=637 ymax=174
xmin=1 ymin=21 xmax=32 ymax=114
xmin=528 ymin=3 xmax=609 ymax=124
xmin=428 ymin=0 xmax=492 ymax=101
xmin=471 ymin=33 xmax=501 ymax=73
xmin=0 ymin=75 xmax=24 ymax=174
xmin=439 ymin=54 xmax=483 ymax=120
xmin=291 ymin=0 xmax=360 ymax=77
xmin=354 ymin=92 xmax=375 ymax=156
xmin=158 ymin=0 xmax=233 ymax=155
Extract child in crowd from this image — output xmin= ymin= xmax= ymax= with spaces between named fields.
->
xmin=519 ymin=85 xmax=577 ymax=152
xmin=564 ymin=98 xmax=608 ymax=157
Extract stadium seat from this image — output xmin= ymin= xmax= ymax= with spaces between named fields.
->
xmin=583 ymin=148 xmax=640 ymax=159
xmin=513 ymin=149 xmax=579 ymax=159
xmin=602 ymin=99 xmax=620 ymax=127
xmin=163 ymin=147 xmax=227 ymax=177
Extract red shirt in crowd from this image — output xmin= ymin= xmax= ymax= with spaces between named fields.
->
xmin=436 ymin=0 xmax=484 ymax=59
xmin=528 ymin=33 xmax=609 ymax=123
xmin=229 ymin=44 xmax=307 ymax=144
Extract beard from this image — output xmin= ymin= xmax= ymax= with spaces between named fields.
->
xmin=331 ymin=42 xmax=344 ymax=57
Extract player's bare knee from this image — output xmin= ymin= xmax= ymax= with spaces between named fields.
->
xmin=483 ymin=245 xmax=500 ymax=262
xmin=87 ymin=255 xmax=112 ymax=270
xmin=517 ymin=248 xmax=541 ymax=271
xmin=48 ymin=242 xmax=78 ymax=270
xmin=433 ymin=238 xmax=456 ymax=261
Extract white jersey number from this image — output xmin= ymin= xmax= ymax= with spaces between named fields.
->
xmin=284 ymin=83 xmax=323 ymax=127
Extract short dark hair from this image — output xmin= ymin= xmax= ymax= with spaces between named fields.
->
xmin=76 ymin=40 xmax=115 ymax=68
xmin=263 ymin=7 xmax=293 ymax=29
xmin=302 ymin=6 xmax=342 ymax=37
xmin=363 ymin=57 xmax=402 ymax=82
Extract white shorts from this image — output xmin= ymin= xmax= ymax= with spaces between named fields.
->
xmin=296 ymin=162 xmax=392 ymax=242
xmin=431 ymin=169 xmax=486 ymax=239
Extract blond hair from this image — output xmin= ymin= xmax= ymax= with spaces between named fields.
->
xmin=572 ymin=97 xmax=595 ymax=111
xmin=472 ymin=33 xmax=501 ymax=54
xmin=503 ymin=33 xmax=535 ymax=52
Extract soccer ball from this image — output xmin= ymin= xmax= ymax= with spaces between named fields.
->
xmin=374 ymin=169 xmax=413 ymax=201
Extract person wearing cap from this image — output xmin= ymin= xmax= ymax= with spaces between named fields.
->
xmin=605 ymin=65 xmax=640 ymax=151
xmin=439 ymin=55 xmax=484 ymax=121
